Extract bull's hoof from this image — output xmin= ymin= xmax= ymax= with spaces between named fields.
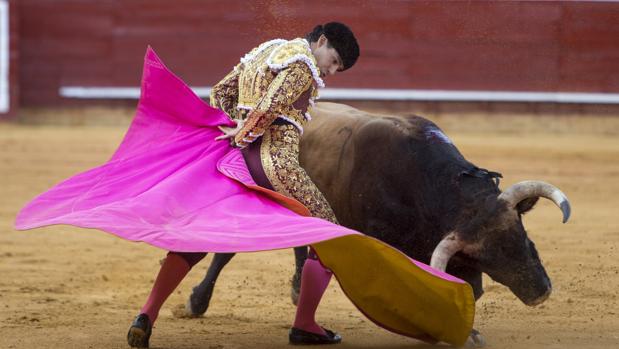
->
xmin=175 ymin=290 xmax=211 ymax=318
xmin=463 ymin=329 xmax=486 ymax=348
xmin=171 ymin=300 xmax=203 ymax=319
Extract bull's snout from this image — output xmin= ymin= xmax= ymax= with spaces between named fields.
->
xmin=524 ymin=278 xmax=552 ymax=306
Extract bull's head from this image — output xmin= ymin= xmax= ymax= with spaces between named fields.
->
xmin=430 ymin=181 xmax=571 ymax=306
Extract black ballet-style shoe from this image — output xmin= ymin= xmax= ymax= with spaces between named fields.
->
xmin=127 ymin=313 xmax=152 ymax=348
xmin=289 ymin=327 xmax=342 ymax=345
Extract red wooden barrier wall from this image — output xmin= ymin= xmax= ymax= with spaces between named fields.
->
xmin=14 ymin=0 xmax=619 ymax=107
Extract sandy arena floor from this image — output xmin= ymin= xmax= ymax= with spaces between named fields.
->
xmin=1 ymin=108 xmax=618 ymax=348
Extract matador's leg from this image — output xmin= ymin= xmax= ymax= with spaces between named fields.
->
xmin=260 ymin=124 xmax=339 ymax=224
xmin=261 ymin=123 xmax=340 ymax=339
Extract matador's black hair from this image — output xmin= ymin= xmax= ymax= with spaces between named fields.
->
xmin=306 ymin=22 xmax=360 ymax=71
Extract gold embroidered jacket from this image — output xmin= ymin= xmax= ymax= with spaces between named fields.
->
xmin=209 ymin=38 xmax=325 ymax=148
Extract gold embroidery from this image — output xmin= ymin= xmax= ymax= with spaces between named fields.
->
xmin=260 ymin=124 xmax=339 ymax=224
xmin=211 ymin=39 xmax=336 ymax=223
xmin=209 ymin=64 xmax=241 ymax=120
xmin=229 ymin=39 xmax=321 ymax=148
xmin=237 ymin=39 xmax=321 ymax=111
xmin=234 ymin=61 xmax=313 ymax=148
xmin=270 ymin=41 xmax=311 ymax=65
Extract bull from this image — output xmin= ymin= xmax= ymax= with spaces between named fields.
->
xmin=181 ymin=102 xmax=571 ymax=346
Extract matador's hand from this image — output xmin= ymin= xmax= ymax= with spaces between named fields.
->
xmin=215 ymin=119 xmax=245 ymax=141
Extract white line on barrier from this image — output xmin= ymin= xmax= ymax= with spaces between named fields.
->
xmin=59 ymin=86 xmax=619 ymax=104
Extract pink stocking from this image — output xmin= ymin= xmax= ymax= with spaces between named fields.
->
xmin=293 ymin=258 xmax=332 ymax=336
xmin=140 ymin=253 xmax=191 ymax=323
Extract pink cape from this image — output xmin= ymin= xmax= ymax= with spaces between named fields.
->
xmin=15 ymin=47 xmax=474 ymax=346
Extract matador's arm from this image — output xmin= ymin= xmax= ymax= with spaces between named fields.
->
xmin=233 ymin=62 xmax=313 ymax=148
xmin=209 ymin=64 xmax=241 ymax=120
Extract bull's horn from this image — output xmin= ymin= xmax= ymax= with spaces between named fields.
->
xmin=498 ymin=180 xmax=571 ymax=223
xmin=430 ymin=232 xmax=462 ymax=272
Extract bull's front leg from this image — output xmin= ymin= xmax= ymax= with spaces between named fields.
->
xmin=290 ymin=246 xmax=308 ymax=305
xmin=447 ymin=263 xmax=484 ymax=301
xmin=180 ymin=252 xmax=236 ymax=317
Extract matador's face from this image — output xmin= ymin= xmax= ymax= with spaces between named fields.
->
xmin=311 ymin=35 xmax=344 ymax=79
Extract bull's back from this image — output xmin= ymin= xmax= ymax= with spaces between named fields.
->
xmin=300 ymin=102 xmax=407 ymax=226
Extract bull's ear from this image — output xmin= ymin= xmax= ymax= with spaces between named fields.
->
xmin=516 ymin=197 xmax=539 ymax=215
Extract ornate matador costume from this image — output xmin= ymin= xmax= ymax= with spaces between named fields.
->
xmin=210 ymin=38 xmax=338 ymax=224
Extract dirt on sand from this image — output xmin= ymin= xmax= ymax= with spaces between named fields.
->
xmin=1 ymin=109 xmax=618 ymax=348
